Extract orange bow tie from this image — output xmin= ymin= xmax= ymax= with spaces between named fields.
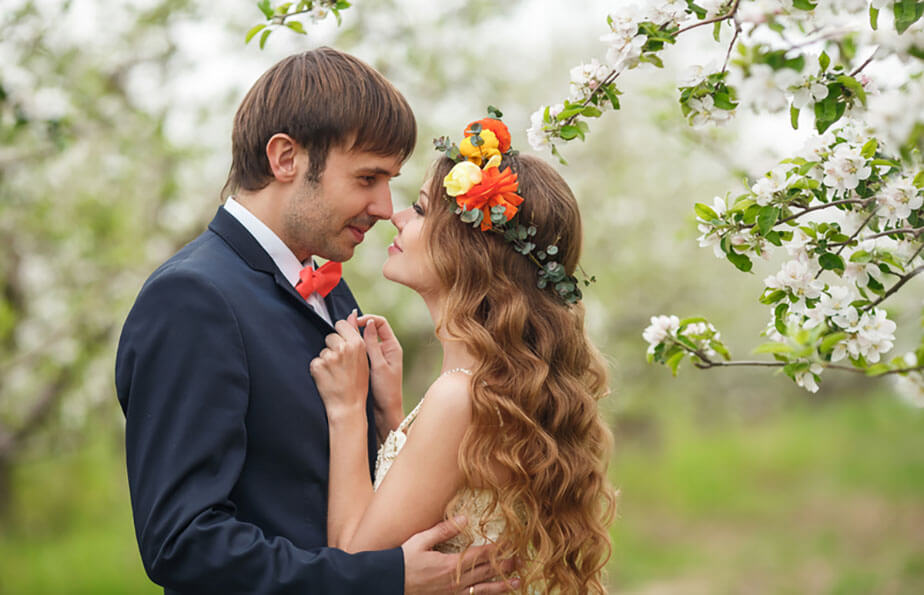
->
xmin=295 ymin=261 xmax=342 ymax=299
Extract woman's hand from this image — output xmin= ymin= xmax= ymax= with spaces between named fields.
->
xmin=309 ymin=311 xmax=370 ymax=422
xmin=359 ymin=314 xmax=404 ymax=436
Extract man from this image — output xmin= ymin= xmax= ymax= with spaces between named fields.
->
xmin=116 ymin=48 xmax=512 ymax=594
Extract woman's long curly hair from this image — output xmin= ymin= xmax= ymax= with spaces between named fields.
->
xmin=424 ymin=153 xmax=616 ymax=593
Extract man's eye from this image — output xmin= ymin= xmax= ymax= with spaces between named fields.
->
xmin=360 ymin=176 xmax=376 ymax=185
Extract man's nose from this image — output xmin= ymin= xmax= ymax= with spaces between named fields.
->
xmin=368 ymin=184 xmax=394 ymax=220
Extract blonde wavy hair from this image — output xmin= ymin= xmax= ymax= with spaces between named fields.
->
xmin=424 ymin=153 xmax=617 ymax=593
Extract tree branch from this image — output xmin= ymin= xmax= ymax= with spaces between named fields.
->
xmin=676 ymin=0 xmax=742 ymax=35
xmin=862 ymin=264 xmax=924 ymax=312
xmin=692 ymin=358 xmax=923 ymax=376
xmin=829 ymin=225 xmax=924 ymax=246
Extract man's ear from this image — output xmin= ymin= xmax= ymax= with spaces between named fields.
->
xmin=265 ymin=133 xmax=304 ymax=184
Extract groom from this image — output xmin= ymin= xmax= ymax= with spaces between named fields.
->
xmin=116 ymin=48 xmax=511 ymax=594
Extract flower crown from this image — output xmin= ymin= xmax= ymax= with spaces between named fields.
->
xmin=433 ymin=107 xmax=592 ymax=304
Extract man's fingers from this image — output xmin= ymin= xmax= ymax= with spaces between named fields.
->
xmin=458 ymin=542 xmax=495 ymax=570
xmin=463 ymin=578 xmax=520 ymax=594
xmin=406 ymin=516 xmax=466 ymax=550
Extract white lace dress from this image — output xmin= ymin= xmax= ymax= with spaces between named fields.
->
xmin=372 ymin=368 xmax=505 ymax=553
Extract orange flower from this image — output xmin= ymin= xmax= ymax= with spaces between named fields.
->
xmin=465 ymin=118 xmax=512 ymax=153
xmin=455 ymin=164 xmax=523 ymax=231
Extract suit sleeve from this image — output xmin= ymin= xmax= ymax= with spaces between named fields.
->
xmin=115 ymin=267 xmax=404 ymax=594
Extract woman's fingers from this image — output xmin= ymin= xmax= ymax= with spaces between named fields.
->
xmin=363 ymin=319 xmax=386 ymax=366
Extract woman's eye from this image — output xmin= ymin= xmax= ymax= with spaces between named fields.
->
xmin=412 ymin=202 xmax=425 ymax=215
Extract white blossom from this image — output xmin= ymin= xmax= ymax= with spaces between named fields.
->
xmin=876 ymin=175 xmax=922 ymax=227
xmin=822 ymin=143 xmax=872 ymax=195
xmin=795 ymin=362 xmax=824 ymax=393
xmin=526 ymin=107 xmax=552 ymax=151
xmin=686 ymin=94 xmax=734 ymax=129
xmin=569 ymin=59 xmax=612 ymax=103
xmin=790 ymin=75 xmax=830 ymax=110
xmin=764 ymin=258 xmax=824 ymax=300
xmin=894 ymin=353 xmax=924 ymax=408
xmin=643 ymin=314 xmax=680 ymax=350
xmin=696 ymin=196 xmax=728 ymax=258
xmin=751 ymin=165 xmax=791 ymax=206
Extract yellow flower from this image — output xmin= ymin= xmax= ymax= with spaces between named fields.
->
xmin=459 ymin=129 xmax=501 ymax=166
xmin=443 ymin=161 xmax=484 ymax=197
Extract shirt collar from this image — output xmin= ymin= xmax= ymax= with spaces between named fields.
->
xmin=223 ymin=197 xmax=309 ymax=286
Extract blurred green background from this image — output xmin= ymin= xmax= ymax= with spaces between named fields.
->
xmin=1 ymin=1 xmax=922 ymax=593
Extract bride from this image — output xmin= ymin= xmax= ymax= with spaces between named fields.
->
xmin=310 ymin=113 xmax=616 ymax=593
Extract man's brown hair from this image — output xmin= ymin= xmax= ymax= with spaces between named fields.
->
xmin=223 ymin=47 xmax=416 ymax=196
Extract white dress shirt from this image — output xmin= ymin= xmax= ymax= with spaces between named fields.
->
xmin=223 ymin=197 xmax=334 ymax=326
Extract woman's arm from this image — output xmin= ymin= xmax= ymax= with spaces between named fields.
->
xmin=311 ymin=321 xmax=472 ymax=552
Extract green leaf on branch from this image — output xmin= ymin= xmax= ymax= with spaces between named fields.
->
xmin=694 ymin=202 xmax=720 ymax=221
xmin=679 ymin=316 xmax=708 ymax=326
xmin=257 ymin=0 xmax=274 ymax=19
xmin=836 ymin=74 xmax=867 ymax=106
xmin=913 ymin=169 xmax=924 ymax=188
xmin=286 ymin=20 xmax=307 ymax=34
xmin=754 ymin=342 xmax=795 ymax=354
xmin=245 ymin=23 xmax=267 ymax=44
xmin=710 ymin=340 xmax=731 ymax=360
xmin=818 ymin=252 xmax=845 ymax=271
xmin=603 ymin=84 xmax=621 ymax=110
xmin=713 ymin=21 xmax=722 ymax=42
xmin=760 ymin=289 xmax=787 ymax=305
xmin=335 ymin=0 xmax=352 ymax=9
xmin=758 ymin=205 xmax=780 ymax=235
xmin=726 ymin=250 xmax=753 ymax=272
xmin=792 ymin=0 xmax=818 ymax=9
xmin=894 ymin=0 xmax=924 ymax=34
xmin=782 ymin=361 xmax=811 ymax=380
xmin=819 ymin=51 xmax=831 ymax=72
xmin=861 ymin=138 xmax=878 ymax=159
xmin=790 ymin=105 xmax=800 ymax=130
xmin=559 ymin=125 xmax=581 ymax=141
xmin=814 ymin=88 xmax=846 ymax=133
xmin=819 ymin=332 xmax=847 ymax=354
xmin=849 ymin=249 xmax=872 ymax=263
xmin=865 ymin=363 xmax=892 ymax=376
xmin=275 ymin=2 xmax=292 ymax=14
xmin=582 ymin=105 xmax=603 ymax=118
xmin=765 ymin=230 xmax=783 ymax=246
xmin=666 ymin=350 xmax=685 ymax=376
xmin=870 ymin=5 xmax=880 ymax=30
xmin=259 ymin=28 xmax=272 ymax=49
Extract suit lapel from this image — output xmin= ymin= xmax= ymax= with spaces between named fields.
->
xmin=208 ymin=207 xmax=337 ymax=331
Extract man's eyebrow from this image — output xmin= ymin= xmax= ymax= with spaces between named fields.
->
xmin=356 ymin=167 xmax=401 ymax=178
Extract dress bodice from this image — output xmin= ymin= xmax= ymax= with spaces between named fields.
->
xmin=372 ymin=369 xmax=504 ymax=553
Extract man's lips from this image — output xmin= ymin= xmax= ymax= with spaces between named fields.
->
xmin=347 ymin=225 xmax=368 ymax=243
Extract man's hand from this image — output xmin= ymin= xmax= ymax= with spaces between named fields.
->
xmin=402 ymin=517 xmax=519 ymax=595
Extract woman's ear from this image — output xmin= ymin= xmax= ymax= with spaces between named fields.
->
xmin=265 ymin=133 xmax=303 ymax=184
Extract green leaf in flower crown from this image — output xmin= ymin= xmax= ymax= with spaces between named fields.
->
xmin=487 ymin=105 xmax=503 ymax=118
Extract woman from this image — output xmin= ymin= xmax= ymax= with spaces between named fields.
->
xmin=310 ymin=113 xmax=616 ymax=593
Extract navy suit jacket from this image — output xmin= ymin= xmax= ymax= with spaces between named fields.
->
xmin=115 ymin=207 xmax=404 ymax=594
